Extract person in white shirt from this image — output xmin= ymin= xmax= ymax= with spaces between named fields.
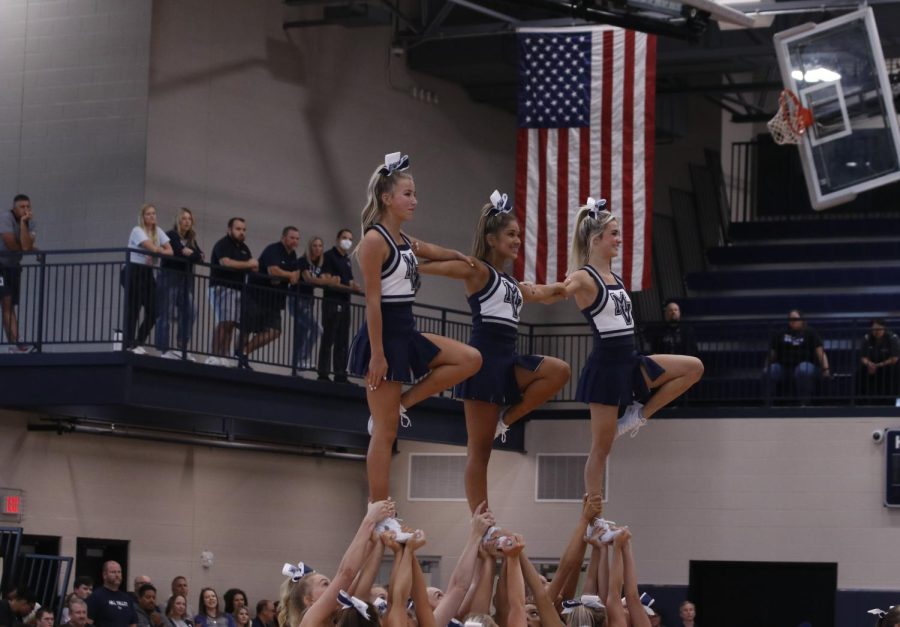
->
xmin=124 ymin=204 xmax=172 ymax=353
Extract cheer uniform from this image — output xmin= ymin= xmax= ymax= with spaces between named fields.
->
xmin=574 ymin=265 xmax=664 ymax=405
xmin=455 ymin=262 xmax=543 ymax=405
xmin=348 ymin=224 xmax=440 ymax=383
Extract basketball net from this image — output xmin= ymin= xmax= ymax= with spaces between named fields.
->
xmin=767 ymin=89 xmax=814 ymax=145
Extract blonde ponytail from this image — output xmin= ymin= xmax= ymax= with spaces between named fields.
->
xmin=360 ymin=165 xmax=414 ymax=239
xmin=471 ymin=203 xmax=517 ymax=259
xmin=568 ymin=202 xmax=616 ymax=274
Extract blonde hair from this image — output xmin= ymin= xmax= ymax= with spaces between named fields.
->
xmin=174 ymin=208 xmax=197 ymax=245
xmin=472 ymin=204 xmax=517 ymax=260
xmin=305 ymin=236 xmax=325 ymax=266
xmin=284 ymin=575 xmax=319 ymax=627
xmin=568 ymin=203 xmax=616 ymax=274
xmin=276 ymin=579 xmax=293 ymax=627
xmin=360 ymin=165 xmax=414 ymax=237
xmin=464 ymin=614 xmax=499 ymax=627
xmin=564 ymin=605 xmax=606 ymax=627
xmin=138 ymin=204 xmax=159 ymax=247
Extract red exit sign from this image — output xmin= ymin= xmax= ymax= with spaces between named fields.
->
xmin=3 ymin=495 xmax=21 ymax=514
xmin=0 ymin=489 xmax=23 ymax=521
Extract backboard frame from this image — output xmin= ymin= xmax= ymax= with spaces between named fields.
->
xmin=773 ymin=8 xmax=900 ymax=210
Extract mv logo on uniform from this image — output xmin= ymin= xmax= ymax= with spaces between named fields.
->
xmin=611 ymin=292 xmax=632 ymax=325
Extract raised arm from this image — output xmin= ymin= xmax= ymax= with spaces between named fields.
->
xmin=408 ymin=532 xmax=437 ymax=627
xmin=519 ymin=552 xmax=564 ymax=627
xmin=300 ymin=500 xmax=393 ymax=627
xmin=604 ymin=530 xmax=629 ymax=627
xmin=385 ymin=535 xmax=414 ymax=627
xmin=501 ymin=535 xmax=527 ymax=627
xmin=467 ymin=543 xmax=497 ymax=617
xmin=434 ymin=503 xmax=494 ymax=626
xmin=347 ymin=532 xmax=384 ymax=598
xmin=546 ymin=495 xmax=602 ymax=603
xmin=621 ymin=532 xmax=650 ymax=627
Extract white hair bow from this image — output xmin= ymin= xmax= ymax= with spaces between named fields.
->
xmin=585 ymin=197 xmax=608 ymax=220
xmin=337 ymin=590 xmax=370 ymax=620
xmin=488 ymin=190 xmax=512 ymax=216
xmin=281 ymin=562 xmax=314 ymax=583
xmin=561 ymin=594 xmax=606 ymax=614
xmin=380 ymin=152 xmax=410 ymax=176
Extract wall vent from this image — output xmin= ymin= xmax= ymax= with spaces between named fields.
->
xmin=408 ymin=454 xmax=467 ymax=501
xmin=535 ymin=454 xmax=607 ymax=502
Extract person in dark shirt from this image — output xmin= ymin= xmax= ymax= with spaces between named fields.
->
xmin=156 ymin=208 xmax=203 ymax=359
xmin=238 ymin=227 xmax=300 ymax=369
xmin=86 ymin=561 xmax=136 ymax=627
xmin=317 ymin=228 xmax=361 ymax=382
xmin=764 ymin=309 xmax=830 ymax=402
xmin=648 ymin=300 xmax=698 ymax=356
xmin=207 ymin=218 xmax=258 ymax=366
xmin=134 ymin=585 xmax=163 ymax=627
xmin=250 ymin=600 xmax=274 ymax=627
xmin=291 ymin=236 xmax=335 ymax=371
xmin=0 ymin=587 xmax=36 ymax=627
xmin=856 ymin=318 xmax=900 ymax=400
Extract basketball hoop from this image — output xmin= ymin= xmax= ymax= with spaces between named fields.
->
xmin=767 ymin=89 xmax=814 ymax=145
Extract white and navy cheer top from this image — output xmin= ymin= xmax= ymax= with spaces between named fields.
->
xmin=369 ymin=224 xmax=420 ymax=304
xmin=579 ymin=265 xmax=634 ymax=342
xmin=468 ymin=264 xmax=523 ymax=335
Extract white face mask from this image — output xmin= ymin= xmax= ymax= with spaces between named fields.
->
xmin=339 ymin=238 xmax=352 ymax=251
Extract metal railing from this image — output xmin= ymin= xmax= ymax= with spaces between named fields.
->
xmin=19 ymin=554 xmax=73 ymax=624
xmin=1 ymin=249 xmax=898 ymax=407
xmin=0 ymin=526 xmax=22 ymax=593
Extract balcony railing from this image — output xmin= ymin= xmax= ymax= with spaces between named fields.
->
xmin=1 ymin=249 xmax=897 ymax=407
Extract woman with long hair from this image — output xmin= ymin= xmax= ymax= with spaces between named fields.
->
xmin=293 ymin=236 xmax=335 ymax=370
xmin=560 ymin=198 xmax=702 ymax=502
xmin=156 ymin=207 xmax=203 ymax=359
xmin=125 ymin=203 xmax=173 ymax=353
xmin=194 ymin=588 xmax=235 ymax=627
xmin=164 ymin=594 xmax=194 ymax=627
xmin=347 ymin=152 xmax=481 ymax=503
xmin=419 ymin=190 xmax=570 ymax=511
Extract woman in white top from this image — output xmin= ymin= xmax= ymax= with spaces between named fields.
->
xmin=125 ymin=204 xmax=172 ymax=352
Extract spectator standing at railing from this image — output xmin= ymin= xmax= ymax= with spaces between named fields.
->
xmin=125 ymin=204 xmax=173 ymax=354
xmin=292 ymin=236 xmax=335 ymax=371
xmin=207 ymin=218 xmax=258 ymax=366
xmin=0 ymin=194 xmax=37 ymax=353
xmin=156 ymin=208 xmax=203 ymax=359
xmin=237 ymin=227 xmax=300 ymax=369
xmin=857 ymin=318 xmax=900 ymax=400
xmin=318 ymin=228 xmax=362 ymax=383
xmin=764 ymin=309 xmax=829 ymax=403
xmin=648 ymin=300 xmax=698 ymax=357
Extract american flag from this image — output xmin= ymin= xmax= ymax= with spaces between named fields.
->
xmin=513 ymin=27 xmax=656 ymax=289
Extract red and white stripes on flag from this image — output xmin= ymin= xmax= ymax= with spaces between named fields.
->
xmin=513 ymin=26 xmax=656 ymax=289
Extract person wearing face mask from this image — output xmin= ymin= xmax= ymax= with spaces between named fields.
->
xmin=318 ymin=229 xmax=361 ymax=383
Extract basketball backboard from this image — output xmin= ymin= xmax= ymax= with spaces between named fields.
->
xmin=773 ymin=8 xmax=900 ymax=210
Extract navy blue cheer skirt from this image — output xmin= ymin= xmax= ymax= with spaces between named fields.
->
xmin=348 ymin=303 xmax=440 ymax=384
xmin=575 ymin=335 xmax=665 ymax=406
xmin=454 ymin=325 xmax=543 ymax=406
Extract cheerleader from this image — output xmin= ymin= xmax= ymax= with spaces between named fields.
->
xmin=348 ymin=152 xmax=482 ymax=502
xmin=419 ymin=190 xmax=570 ymax=512
xmin=561 ymin=198 xmax=703 ymax=500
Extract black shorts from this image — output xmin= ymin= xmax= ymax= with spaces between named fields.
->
xmin=0 ymin=266 xmax=22 ymax=305
xmin=246 ymin=299 xmax=283 ymax=333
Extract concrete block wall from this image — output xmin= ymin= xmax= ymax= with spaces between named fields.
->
xmin=0 ymin=0 xmax=152 ymax=251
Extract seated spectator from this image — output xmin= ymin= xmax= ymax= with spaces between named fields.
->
xmin=764 ymin=309 xmax=830 ymax=403
xmin=60 ymin=577 xmax=94 ymax=624
xmin=164 ymin=595 xmax=193 ymax=627
xmin=233 ymin=608 xmax=250 ymax=627
xmin=250 ymin=601 xmax=274 ymax=627
xmin=0 ymin=587 xmax=37 ymax=627
xmin=857 ymin=318 xmax=900 ymax=400
xmin=136 ymin=585 xmax=164 ymax=627
xmin=133 ymin=577 xmax=152 ymax=602
xmin=195 ymin=588 xmax=234 ymax=627
xmin=648 ymin=300 xmax=697 ymax=356
xmin=63 ymin=598 xmax=89 ymax=627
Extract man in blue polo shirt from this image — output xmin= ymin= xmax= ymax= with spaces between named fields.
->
xmin=239 ymin=226 xmax=301 ymax=369
xmin=86 ymin=561 xmax=136 ymax=627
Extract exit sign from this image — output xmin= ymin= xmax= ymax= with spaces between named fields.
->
xmin=0 ymin=489 xmax=23 ymax=522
